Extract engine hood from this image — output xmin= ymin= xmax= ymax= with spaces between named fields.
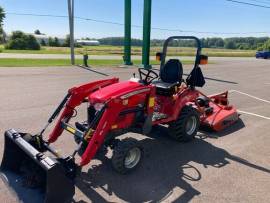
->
xmin=89 ymin=81 xmax=143 ymax=103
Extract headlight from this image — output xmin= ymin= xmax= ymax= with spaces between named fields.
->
xmin=93 ymin=103 xmax=105 ymax=111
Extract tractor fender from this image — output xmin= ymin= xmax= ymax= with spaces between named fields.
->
xmin=173 ymin=89 xmax=200 ymax=120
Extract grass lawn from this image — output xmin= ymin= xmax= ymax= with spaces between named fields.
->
xmin=0 ymin=58 xmax=195 ymax=67
xmin=0 ymin=45 xmax=256 ymax=57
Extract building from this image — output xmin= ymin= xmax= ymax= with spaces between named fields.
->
xmin=76 ymin=39 xmax=100 ymax=46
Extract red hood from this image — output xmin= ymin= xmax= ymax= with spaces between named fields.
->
xmin=89 ymin=81 xmax=143 ymax=103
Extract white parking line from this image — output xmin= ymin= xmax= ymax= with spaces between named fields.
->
xmin=238 ymin=110 xmax=270 ymax=120
xmin=230 ymin=90 xmax=270 ymax=104
xmin=229 ymin=90 xmax=270 ymax=120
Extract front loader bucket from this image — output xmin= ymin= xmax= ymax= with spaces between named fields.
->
xmin=1 ymin=129 xmax=75 ymax=203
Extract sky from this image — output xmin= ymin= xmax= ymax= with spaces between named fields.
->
xmin=1 ymin=0 xmax=270 ymax=39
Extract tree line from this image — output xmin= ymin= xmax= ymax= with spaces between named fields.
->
xmin=99 ymin=37 xmax=270 ymax=50
xmin=5 ymin=33 xmax=270 ymax=51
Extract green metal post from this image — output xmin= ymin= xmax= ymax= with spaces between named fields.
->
xmin=124 ymin=0 xmax=133 ymax=65
xmin=142 ymin=0 xmax=152 ymax=69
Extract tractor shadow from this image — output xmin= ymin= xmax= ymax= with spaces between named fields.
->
xmin=198 ymin=117 xmax=246 ymax=139
xmin=75 ymin=120 xmax=269 ymax=203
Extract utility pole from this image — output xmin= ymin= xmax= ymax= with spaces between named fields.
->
xmin=142 ymin=0 xmax=152 ymax=69
xmin=124 ymin=0 xmax=133 ymax=65
xmin=68 ymin=0 xmax=75 ymax=65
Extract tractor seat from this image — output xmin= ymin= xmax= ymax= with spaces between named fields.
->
xmin=152 ymin=59 xmax=183 ymax=96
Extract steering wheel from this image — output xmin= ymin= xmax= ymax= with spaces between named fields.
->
xmin=138 ymin=68 xmax=159 ymax=85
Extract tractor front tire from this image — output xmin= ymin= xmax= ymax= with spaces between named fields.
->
xmin=168 ymin=106 xmax=200 ymax=142
xmin=111 ymin=138 xmax=143 ymax=174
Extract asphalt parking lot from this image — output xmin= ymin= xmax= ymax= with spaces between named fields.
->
xmin=0 ymin=57 xmax=269 ymax=203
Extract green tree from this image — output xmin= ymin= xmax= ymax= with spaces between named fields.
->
xmin=48 ymin=37 xmax=61 ymax=47
xmin=0 ymin=6 xmax=6 ymax=43
xmin=40 ymin=39 xmax=46 ymax=46
xmin=0 ymin=6 xmax=5 ymax=25
xmin=27 ymin=35 xmax=40 ymax=50
xmin=225 ymin=40 xmax=236 ymax=49
xmin=237 ymin=43 xmax=250 ymax=50
xmin=0 ymin=27 xmax=4 ymax=43
xmin=260 ymin=39 xmax=270 ymax=51
xmin=5 ymin=31 xmax=40 ymax=50
xmin=54 ymin=37 xmax=60 ymax=47
xmin=10 ymin=31 xmax=24 ymax=40
xmin=63 ymin=34 xmax=70 ymax=47
xmin=48 ymin=37 xmax=54 ymax=46
xmin=215 ymin=38 xmax=224 ymax=48
xmin=62 ymin=34 xmax=81 ymax=47
xmin=34 ymin=29 xmax=41 ymax=35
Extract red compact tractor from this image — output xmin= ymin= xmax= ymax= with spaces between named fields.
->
xmin=1 ymin=36 xmax=239 ymax=202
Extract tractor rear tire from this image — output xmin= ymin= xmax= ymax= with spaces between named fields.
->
xmin=111 ymin=138 xmax=143 ymax=174
xmin=168 ymin=106 xmax=200 ymax=142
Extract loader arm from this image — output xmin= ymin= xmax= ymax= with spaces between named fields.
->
xmin=80 ymin=101 xmax=123 ymax=166
xmin=48 ymin=78 xmax=119 ymax=143
xmin=80 ymin=86 xmax=155 ymax=166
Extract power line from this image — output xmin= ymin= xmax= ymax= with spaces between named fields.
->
xmin=179 ymin=30 xmax=270 ymax=34
xmin=225 ymin=0 xmax=270 ymax=8
xmin=6 ymin=12 xmax=68 ymax=19
xmin=248 ymin=0 xmax=270 ymax=5
xmin=5 ymin=12 xmax=270 ymax=35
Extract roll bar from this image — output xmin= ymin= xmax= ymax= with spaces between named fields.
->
xmin=160 ymin=36 xmax=202 ymax=69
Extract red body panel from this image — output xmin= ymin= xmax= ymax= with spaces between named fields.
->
xmin=200 ymin=105 xmax=238 ymax=131
xmin=199 ymin=91 xmax=239 ymax=131
xmin=48 ymin=78 xmax=119 ymax=143
xmin=81 ymin=100 xmax=123 ymax=166
xmin=152 ymin=88 xmax=199 ymax=125
xmin=81 ymin=85 xmax=154 ymax=166
xmin=89 ymin=81 xmax=144 ymax=103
